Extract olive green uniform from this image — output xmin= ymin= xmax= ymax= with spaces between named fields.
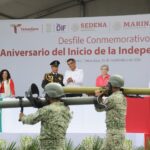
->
xmin=42 ymin=73 xmax=64 ymax=88
xmin=21 ymin=102 xmax=72 ymax=150
xmin=96 ymin=91 xmax=127 ymax=150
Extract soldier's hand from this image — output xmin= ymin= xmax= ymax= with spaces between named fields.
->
xmin=95 ymin=90 xmax=103 ymax=97
xmin=19 ymin=112 xmax=24 ymax=120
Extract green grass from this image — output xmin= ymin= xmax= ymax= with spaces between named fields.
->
xmin=0 ymin=136 xmax=145 ymax=150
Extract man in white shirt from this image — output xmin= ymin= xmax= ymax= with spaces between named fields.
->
xmin=64 ymin=58 xmax=84 ymax=97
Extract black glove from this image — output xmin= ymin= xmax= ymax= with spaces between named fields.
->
xmin=28 ymin=97 xmax=45 ymax=108
xmin=94 ymin=100 xmax=106 ymax=109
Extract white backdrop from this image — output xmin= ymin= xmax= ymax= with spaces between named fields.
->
xmin=0 ymin=14 xmax=150 ymax=144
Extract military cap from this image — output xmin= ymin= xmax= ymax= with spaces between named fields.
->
xmin=50 ymin=60 xmax=60 ymax=67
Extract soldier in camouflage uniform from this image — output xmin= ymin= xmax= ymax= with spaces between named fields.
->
xmin=95 ymin=75 xmax=127 ymax=150
xmin=19 ymin=83 xmax=72 ymax=150
xmin=41 ymin=60 xmax=64 ymax=88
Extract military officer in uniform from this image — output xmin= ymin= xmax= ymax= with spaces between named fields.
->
xmin=94 ymin=75 xmax=127 ymax=150
xmin=41 ymin=60 xmax=64 ymax=88
xmin=19 ymin=83 xmax=72 ymax=150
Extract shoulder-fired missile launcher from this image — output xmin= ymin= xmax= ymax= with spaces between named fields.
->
xmin=0 ymin=83 xmax=150 ymax=109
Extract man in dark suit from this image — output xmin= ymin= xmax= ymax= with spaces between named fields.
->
xmin=41 ymin=60 xmax=64 ymax=88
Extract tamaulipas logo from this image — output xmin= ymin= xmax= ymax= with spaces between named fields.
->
xmin=10 ymin=24 xmax=40 ymax=34
xmin=11 ymin=24 xmax=22 ymax=34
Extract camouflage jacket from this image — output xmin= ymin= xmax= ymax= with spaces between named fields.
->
xmin=21 ymin=102 xmax=72 ymax=142
xmin=96 ymin=91 xmax=127 ymax=130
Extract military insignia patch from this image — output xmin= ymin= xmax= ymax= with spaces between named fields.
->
xmin=45 ymin=74 xmax=53 ymax=82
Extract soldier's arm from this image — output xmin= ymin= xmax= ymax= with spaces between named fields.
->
xmin=94 ymin=96 xmax=114 ymax=112
xmin=103 ymin=96 xmax=115 ymax=111
xmin=21 ymin=109 xmax=42 ymax=125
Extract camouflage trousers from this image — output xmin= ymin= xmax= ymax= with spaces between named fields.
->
xmin=40 ymin=139 xmax=65 ymax=150
xmin=101 ymin=129 xmax=126 ymax=150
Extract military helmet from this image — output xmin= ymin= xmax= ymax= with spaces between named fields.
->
xmin=109 ymin=75 xmax=124 ymax=88
xmin=44 ymin=83 xmax=64 ymax=98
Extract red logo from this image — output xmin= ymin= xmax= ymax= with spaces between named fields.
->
xmin=123 ymin=21 xmax=150 ymax=28
xmin=80 ymin=22 xmax=107 ymax=30
xmin=10 ymin=24 xmax=40 ymax=34
xmin=11 ymin=24 xmax=22 ymax=34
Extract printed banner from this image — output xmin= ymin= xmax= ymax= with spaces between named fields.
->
xmin=0 ymin=14 xmax=150 ymax=135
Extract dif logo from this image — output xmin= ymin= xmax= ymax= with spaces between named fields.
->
xmin=55 ymin=23 xmax=67 ymax=32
